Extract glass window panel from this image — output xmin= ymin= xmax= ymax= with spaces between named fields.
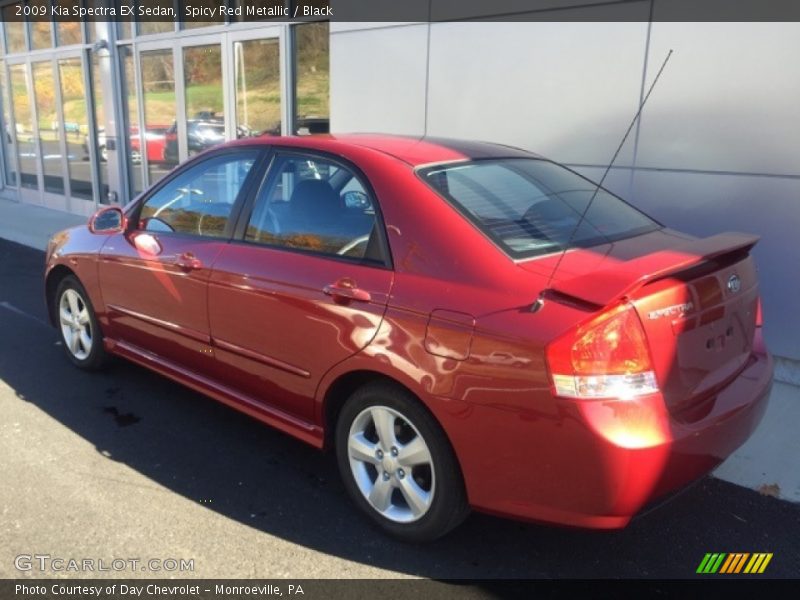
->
xmin=138 ymin=1 xmax=176 ymax=35
xmin=180 ymin=44 xmax=225 ymax=163
xmin=84 ymin=0 xmax=101 ymax=44
xmin=246 ymin=155 xmax=379 ymax=262
xmin=234 ymin=38 xmax=282 ymax=137
xmin=117 ymin=16 xmax=134 ymax=40
xmin=180 ymin=0 xmax=225 ymax=29
xmin=293 ymin=22 xmax=329 ymax=135
xmin=120 ymin=46 xmax=144 ymax=196
xmin=29 ymin=0 xmax=53 ymax=50
xmin=9 ymin=64 xmax=36 ymax=188
xmin=32 ymin=61 xmax=65 ymax=194
xmin=140 ymin=49 xmax=176 ymax=184
xmin=421 ymin=159 xmax=660 ymax=259
xmin=55 ymin=2 xmax=83 ymax=46
xmin=0 ymin=66 xmax=18 ymax=186
xmin=114 ymin=0 xmax=133 ymax=39
xmin=90 ymin=55 xmax=109 ymax=203
xmin=140 ymin=151 xmax=257 ymax=238
xmin=58 ymin=58 xmax=93 ymax=201
xmin=3 ymin=5 xmax=27 ymax=53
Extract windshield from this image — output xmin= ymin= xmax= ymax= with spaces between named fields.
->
xmin=420 ymin=158 xmax=660 ymax=259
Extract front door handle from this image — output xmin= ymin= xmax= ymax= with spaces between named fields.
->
xmin=175 ymin=252 xmax=203 ymax=270
xmin=323 ymin=279 xmax=371 ymax=303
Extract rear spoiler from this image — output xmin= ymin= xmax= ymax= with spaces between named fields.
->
xmin=550 ymin=233 xmax=759 ymax=307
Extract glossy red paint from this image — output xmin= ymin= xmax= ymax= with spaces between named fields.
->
xmin=130 ymin=125 xmax=169 ymax=163
xmin=44 ymin=135 xmax=773 ymax=529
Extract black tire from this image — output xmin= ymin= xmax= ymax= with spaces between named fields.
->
xmin=54 ymin=275 xmax=110 ymax=370
xmin=335 ymin=381 xmax=469 ymax=542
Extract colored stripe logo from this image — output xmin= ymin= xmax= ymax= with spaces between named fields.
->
xmin=696 ymin=553 xmax=773 ymax=574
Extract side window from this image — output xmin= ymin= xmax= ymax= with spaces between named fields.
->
xmin=139 ymin=151 xmax=258 ymax=238
xmin=246 ymin=154 xmax=382 ymax=262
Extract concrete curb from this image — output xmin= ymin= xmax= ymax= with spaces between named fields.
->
xmin=0 ymin=198 xmax=86 ymax=251
xmin=775 ymin=356 xmax=800 ymax=387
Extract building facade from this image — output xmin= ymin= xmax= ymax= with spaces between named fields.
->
xmin=0 ymin=0 xmax=328 ymax=216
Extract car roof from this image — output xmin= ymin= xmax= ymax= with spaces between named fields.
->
xmin=233 ymin=134 xmax=538 ymax=167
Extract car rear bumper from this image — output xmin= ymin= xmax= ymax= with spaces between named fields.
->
xmin=448 ymin=346 xmax=773 ymax=529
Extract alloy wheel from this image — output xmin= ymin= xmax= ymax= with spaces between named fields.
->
xmin=59 ymin=288 xmax=93 ymax=361
xmin=347 ymin=405 xmax=435 ymax=523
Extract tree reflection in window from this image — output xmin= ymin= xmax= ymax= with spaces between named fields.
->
xmin=139 ymin=152 xmax=257 ymax=238
xmin=246 ymin=155 xmax=378 ymax=261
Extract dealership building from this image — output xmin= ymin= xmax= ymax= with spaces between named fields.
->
xmin=0 ymin=3 xmax=798 ymax=367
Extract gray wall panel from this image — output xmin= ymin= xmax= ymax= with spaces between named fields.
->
xmin=639 ymin=22 xmax=800 ymax=176
xmin=330 ymin=24 xmax=429 ymax=135
xmin=425 ymin=22 xmax=649 ymax=166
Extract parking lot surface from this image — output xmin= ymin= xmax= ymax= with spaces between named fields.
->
xmin=1 ymin=237 xmax=798 ymax=579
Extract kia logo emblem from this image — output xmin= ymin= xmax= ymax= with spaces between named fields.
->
xmin=727 ymin=274 xmax=741 ymax=294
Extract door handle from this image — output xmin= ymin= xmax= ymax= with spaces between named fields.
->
xmin=323 ymin=280 xmax=371 ymax=303
xmin=175 ymin=252 xmax=203 ymax=270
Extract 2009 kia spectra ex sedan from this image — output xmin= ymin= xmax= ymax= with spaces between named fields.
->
xmin=45 ymin=135 xmax=772 ymax=541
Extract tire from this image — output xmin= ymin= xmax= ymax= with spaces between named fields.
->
xmin=54 ymin=275 xmax=110 ymax=370
xmin=335 ymin=382 xmax=469 ymax=542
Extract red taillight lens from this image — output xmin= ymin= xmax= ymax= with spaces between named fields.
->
xmin=571 ymin=305 xmax=653 ymax=374
xmin=756 ymin=297 xmax=763 ymax=328
xmin=546 ymin=303 xmax=659 ymax=399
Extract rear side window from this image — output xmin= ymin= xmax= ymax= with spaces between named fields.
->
xmin=420 ymin=159 xmax=660 ymax=259
xmin=245 ymin=154 xmax=384 ymax=264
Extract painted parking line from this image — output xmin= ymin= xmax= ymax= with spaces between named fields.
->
xmin=0 ymin=301 xmax=51 ymax=328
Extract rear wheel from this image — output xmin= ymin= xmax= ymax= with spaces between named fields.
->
xmin=335 ymin=382 xmax=469 ymax=542
xmin=55 ymin=275 xmax=109 ymax=370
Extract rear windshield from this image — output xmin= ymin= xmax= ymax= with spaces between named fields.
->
xmin=419 ymin=158 xmax=660 ymax=259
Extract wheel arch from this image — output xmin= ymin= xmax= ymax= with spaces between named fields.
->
xmin=320 ymin=369 xmax=468 ymax=488
xmin=45 ymin=264 xmax=78 ymax=327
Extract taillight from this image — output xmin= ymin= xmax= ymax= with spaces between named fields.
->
xmin=546 ymin=303 xmax=659 ymax=399
xmin=755 ymin=297 xmax=763 ymax=328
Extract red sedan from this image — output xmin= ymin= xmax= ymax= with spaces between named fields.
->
xmin=129 ymin=125 xmax=170 ymax=164
xmin=44 ymin=135 xmax=772 ymax=541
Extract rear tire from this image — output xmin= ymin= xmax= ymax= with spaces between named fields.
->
xmin=54 ymin=275 xmax=109 ymax=370
xmin=335 ymin=382 xmax=469 ymax=542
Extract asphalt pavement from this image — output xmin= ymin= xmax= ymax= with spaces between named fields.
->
xmin=1 ymin=237 xmax=798 ymax=579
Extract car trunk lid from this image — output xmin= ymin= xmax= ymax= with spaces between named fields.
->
xmin=536 ymin=232 xmax=761 ymax=412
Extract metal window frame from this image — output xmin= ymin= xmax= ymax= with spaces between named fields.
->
xmin=0 ymin=61 xmax=22 ymax=193
xmin=226 ymin=25 xmax=287 ymax=137
xmin=6 ymin=56 xmax=44 ymax=202
xmin=109 ymin=20 xmax=324 ymax=206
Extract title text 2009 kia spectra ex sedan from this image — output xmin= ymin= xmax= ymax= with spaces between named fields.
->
xmin=45 ymin=135 xmax=772 ymax=541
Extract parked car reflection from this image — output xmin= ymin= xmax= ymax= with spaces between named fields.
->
xmin=163 ymin=119 xmax=226 ymax=164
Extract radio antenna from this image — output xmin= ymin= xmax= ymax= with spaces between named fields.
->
xmin=536 ymin=49 xmax=673 ymax=307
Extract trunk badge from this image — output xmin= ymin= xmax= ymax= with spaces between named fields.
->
xmin=727 ymin=274 xmax=742 ymax=294
xmin=648 ymin=301 xmax=694 ymax=320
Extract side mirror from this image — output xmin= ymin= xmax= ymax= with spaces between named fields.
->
xmin=88 ymin=206 xmax=126 ymax=234
xmin=343 ymin=190 xmax=371 ymax=210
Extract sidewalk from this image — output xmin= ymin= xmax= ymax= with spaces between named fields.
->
xmin=0 ymin=196 xmax=797 ymax=504
xmin=0 ymin=197 xmax=86 ymax=251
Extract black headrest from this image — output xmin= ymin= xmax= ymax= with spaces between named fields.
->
xmin=288 ymin=179 xmax=343 ymax=227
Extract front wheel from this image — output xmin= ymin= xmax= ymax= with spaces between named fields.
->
xmin=335 ymin=382 xmax=469 ymax=542
xmin=55 ymin=275 xmax=109 ymax=370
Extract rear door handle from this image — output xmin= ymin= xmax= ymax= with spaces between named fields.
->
xmin=175 ymin=252 xmax=203 ymax=270
xmin=324 ymin=280 xmax=371 ymax=303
